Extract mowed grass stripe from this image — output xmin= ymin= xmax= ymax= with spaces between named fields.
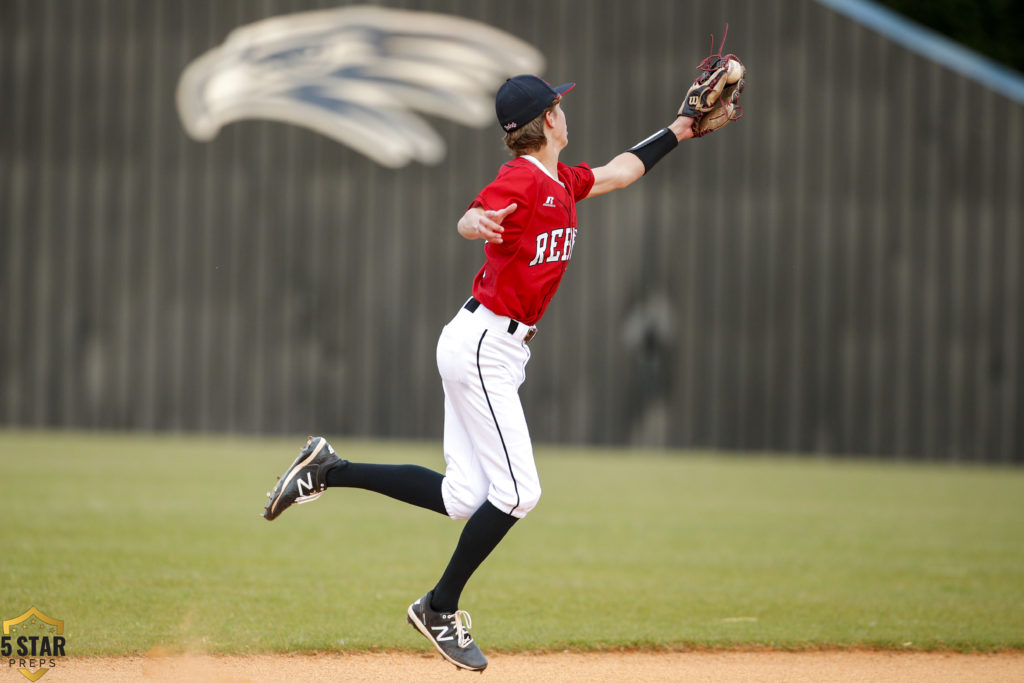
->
xmin=1 ymin=431 xmax=1022 ymax=654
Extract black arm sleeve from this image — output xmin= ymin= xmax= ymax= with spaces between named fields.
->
xmin=626 ymin=128 xmax=678 ymax=174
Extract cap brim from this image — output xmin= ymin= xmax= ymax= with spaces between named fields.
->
xmin=553 ymin=82 xmax=576 ymax=96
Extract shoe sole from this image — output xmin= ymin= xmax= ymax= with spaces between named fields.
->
xmin=406 ymin=606 xmax=487 ymax=672
xmin=266 ymin=438 xmax=327 ymax=519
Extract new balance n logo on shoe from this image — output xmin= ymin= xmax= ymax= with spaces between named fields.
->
xmin=431 ymin=624 xmax=454 ymax=642
xmin=296 ymin=472 xmax=314 ymax=497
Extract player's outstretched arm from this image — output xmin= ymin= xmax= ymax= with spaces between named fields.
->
xmin=457 ymin=203 xmax=517 ymax=244
xmin=586 ymin=116 xmax=695 ymax=198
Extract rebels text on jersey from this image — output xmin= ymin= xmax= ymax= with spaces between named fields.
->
xmin=469 ymin=156 xmax=595 ymax=326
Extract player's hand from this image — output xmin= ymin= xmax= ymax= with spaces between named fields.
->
xmin=459 ymin=203 xmax=517 ymax=244
xmin=670 ymin=115 xmax=697 ymax=141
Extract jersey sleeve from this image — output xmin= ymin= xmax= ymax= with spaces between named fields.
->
xmin=561 ymin=162 xmax=595 ymax=202
xmin=469 ymin=164 xmax=537 ymax=245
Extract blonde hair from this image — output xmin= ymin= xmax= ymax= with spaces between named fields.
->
xmin=503 ymin=96 xmax=560 ymax=156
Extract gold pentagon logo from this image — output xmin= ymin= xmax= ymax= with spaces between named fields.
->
xmin=2 ymin=607 xmax=66 ymax=681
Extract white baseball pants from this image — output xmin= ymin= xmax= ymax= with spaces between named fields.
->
xmin=436 ymin=302 xmax=540 ymax=520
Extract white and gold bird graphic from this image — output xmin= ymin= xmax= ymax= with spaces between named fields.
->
xmin=177 ymin=6 xmax=544 ymax=167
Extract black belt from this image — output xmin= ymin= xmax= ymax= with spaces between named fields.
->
xmin=463 ymin=297 xmax=537 ymax=343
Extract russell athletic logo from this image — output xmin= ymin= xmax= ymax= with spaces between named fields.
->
xmin=177 ymin=5 xmax=543 ymax=168
xmin=2 ymin=607 xmax=66 ymax=681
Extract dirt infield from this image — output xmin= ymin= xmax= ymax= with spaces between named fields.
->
xmin=43 ymin=650 xmax=1024 ymax=682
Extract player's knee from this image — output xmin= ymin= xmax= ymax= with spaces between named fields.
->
xmin=442 ymin=480 xmax=488 ymax=521
xmin=515 ymin=487 xmax=542 ymax=517
xmin=446 ymin=497 xmax=481 ymax=521
xmin=491 ymin=484 xmax=541 ymax=519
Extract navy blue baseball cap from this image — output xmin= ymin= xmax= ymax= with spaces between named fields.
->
xmin=495 ymin=75 xmax=576 ymax=132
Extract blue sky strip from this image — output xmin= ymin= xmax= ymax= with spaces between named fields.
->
xmin=816 ymin=0 xmax=1024 ymax=105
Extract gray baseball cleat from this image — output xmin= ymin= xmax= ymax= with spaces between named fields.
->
xmin=407 ymin=591 xmax=488 ymax=671
xmin=262 ymin=436 xmax=343 ymax=521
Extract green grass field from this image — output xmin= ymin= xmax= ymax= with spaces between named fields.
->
xmin=2 ymin=430 xmax=1022 ymax=655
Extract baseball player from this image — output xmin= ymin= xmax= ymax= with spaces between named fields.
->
xmin=264 ymin=66 xmax=739 ymax=670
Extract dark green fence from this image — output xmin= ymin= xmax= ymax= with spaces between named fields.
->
xmin=1 ymin=0 xmax=1021 ymax=461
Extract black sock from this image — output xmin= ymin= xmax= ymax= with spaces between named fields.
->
xmin=430 ymin=501 xmax=518 ymax=613
xmin=325 ymin=462 xmax=447 ymax=516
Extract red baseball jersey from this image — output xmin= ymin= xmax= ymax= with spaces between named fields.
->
xmin=469 ymin=156 xmax=595 ymax=326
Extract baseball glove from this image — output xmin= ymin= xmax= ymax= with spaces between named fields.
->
xmin=679 ymin=26 xmax=746 ymax=137
xmin=692 ymin=57 xmax=745 ymax=137
xmin=677 ymin=60 xmax=730 ymax=120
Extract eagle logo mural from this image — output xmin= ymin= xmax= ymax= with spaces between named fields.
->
xmin=176 ymin=6 xmax=544 ymax=167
